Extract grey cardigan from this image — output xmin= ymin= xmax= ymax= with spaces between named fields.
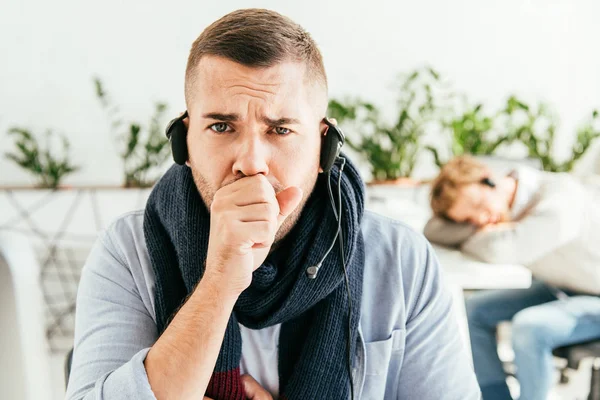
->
xmin=66 ymin=210 xmax=481 ymax=399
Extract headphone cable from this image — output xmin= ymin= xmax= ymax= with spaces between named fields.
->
xmin=327 ymin=157 xmax=354 ymax=400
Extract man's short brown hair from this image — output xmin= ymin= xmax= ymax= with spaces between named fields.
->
xmin=184 ymin=9 xmax=327 ymax=105
xmin=430 ymin=156 xmax=491 ymax=219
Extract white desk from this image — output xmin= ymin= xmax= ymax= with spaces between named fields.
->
xmin=432 ymin=245 xmax=532 ymax=290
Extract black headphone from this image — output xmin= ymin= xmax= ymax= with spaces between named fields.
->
xmin=480 ymin=177 xmax=496 ymax=188
xmin=165 ymin=111 xmax=345 ymax=173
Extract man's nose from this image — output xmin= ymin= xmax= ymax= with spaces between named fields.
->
xmin=231 ymin=135 xmax=270 ymax=177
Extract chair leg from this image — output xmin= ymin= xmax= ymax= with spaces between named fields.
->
xmin=588 ymin=358 xmax=600 ymax=400
xmin=559 ymin=367 xmax=570 ymax=384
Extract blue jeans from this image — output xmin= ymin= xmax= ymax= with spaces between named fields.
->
xmin=467 ymin=281 xmax=600 ymax=400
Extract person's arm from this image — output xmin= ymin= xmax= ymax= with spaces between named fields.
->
xmin=397 ymin=240 xmax=481 ymax=399
xmin=66 ymin=231 xmax=242 ymax=400
xmin=144 ymin=272 xmax=239 ymax=399
xmin=461 ymin=183 xmax=584 ymax=265
xmin=422 ymin=216 xmax=476 ymax=247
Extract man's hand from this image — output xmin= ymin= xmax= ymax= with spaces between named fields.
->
xmin=242 ymin=375 xmax=274 ymax=400
xmin=204 ymin=174 xmax=303 ymax=296
xmin=203 ymin=374 xmax=273 ymax=400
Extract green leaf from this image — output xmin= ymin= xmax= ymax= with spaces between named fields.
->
xmin=427 ymin=66 xmax=440 ymax=80
xmin=122 ymin=124 xmax=141 ymax=160
xmin=93 ymin=77 xmax=105 ymax=99
xmin=425 ymin=145 xmax=444 ymax=168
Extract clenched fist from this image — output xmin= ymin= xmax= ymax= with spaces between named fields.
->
xmin=204 ymin=174 xmax=302 ymax=295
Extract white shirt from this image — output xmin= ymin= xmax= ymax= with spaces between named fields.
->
xmin=240 ymin=324 xmax=280 ymax=397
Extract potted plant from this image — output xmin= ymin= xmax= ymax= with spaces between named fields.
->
xmin=94 ymin=77 xmax=171 ymax=188
xmin=4 ymin=128 xmax=80 ymax=189
xmin=503 ymin=96 xmax=600 ymax=172
xmin=328 ymin=66 xmax=445 ymax=185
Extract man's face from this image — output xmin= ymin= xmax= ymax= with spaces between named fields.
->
xmin=446 ymin=183 xmax=510 ymax=227
xmin=186 ymin=56 xmax=327 ymax=243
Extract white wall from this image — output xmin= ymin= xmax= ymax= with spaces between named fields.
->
xmin=1 ymin=0 xmax=599 ymax=186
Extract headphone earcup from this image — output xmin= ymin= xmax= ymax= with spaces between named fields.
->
xmin=165 ymin=111 xmax=189 ymax=165
xmin=320 ymin=124 xmax=344 ymax=173
xmin=169 ymin=120 xmax=188 ymax=165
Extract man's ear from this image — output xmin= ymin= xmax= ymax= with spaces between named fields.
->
xmin=320 ymin=119 xmax=329 ymax=136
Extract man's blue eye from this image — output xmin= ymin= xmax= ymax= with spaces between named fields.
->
xmin=275 ymin=127 xmax=290 ymax=135
xmin=210 ymin=123 xmax=229 ymax=133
